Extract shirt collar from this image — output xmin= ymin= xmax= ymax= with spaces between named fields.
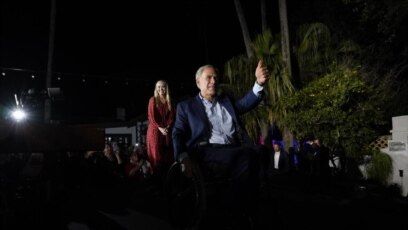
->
xmin=199 ymin=93 xmax=217 ymax=105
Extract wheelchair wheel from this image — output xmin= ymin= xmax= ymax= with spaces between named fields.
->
xmin=164 ymin=161 xmax=206 ymax=229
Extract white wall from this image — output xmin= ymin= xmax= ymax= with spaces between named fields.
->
xmin=382 ymin=115 xmax=408 ymax=197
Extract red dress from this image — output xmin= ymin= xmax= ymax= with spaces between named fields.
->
xmin=146 ymin=97 xmax=175 ymax=172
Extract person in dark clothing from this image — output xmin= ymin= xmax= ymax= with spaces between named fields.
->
xmin=266 ymin=141 xmax=289 ymax=178
xmin=172 ymin=60 xmax=270 ymax=227
xmin=313 ymin=137 xmax=331 ymax=186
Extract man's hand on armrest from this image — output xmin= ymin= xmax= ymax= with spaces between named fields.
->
xmin=179 ymin=154 xmax=193 ymax=178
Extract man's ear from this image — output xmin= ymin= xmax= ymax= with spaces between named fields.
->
xmin=196 ymin=79 xmax=200 ymax=88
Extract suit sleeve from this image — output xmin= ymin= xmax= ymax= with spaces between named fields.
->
xmin=234 ymin=89 xmax=264 ymax=115
xmin=166 ymin=103 xmax=176 ymax=128
xmin=172 ymin=102 xmax=190 ymax=161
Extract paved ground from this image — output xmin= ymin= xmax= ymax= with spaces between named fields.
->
xmin=1 ymin=171 xmax=408 ymax=230
xmin=257 ymin=174 xmax=408 ymax=230
xmin=71 ymin=173 xmax=408 ymax=230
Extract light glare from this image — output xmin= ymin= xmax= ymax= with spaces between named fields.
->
xmin=11 ymin=109 xmax=27 ymax=122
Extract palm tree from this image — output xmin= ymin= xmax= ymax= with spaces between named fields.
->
xmin=224 ymin=30 xmax=295 ymax=145
xmin=294 ymin=23 xmax=361 ymax=85
xmin=294 ymin=23 xmax=332 ymax=85
xmin=231 ymin=0 xmax=296 ymax=149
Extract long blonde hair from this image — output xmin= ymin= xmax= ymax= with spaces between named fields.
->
xmin=153 ymin=80 xmax=172 ymax=111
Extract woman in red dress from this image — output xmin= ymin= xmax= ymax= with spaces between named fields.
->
xmin=146 ymin=80 xmax=175 ymax=177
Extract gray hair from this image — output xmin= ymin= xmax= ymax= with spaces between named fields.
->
xmin=195 ymin=64 xmax=217 ymax=80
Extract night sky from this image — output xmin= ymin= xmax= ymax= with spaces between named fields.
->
xmin=1 ymin=0 xmax=266 ymax=122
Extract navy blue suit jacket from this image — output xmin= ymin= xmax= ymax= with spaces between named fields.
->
xmin=172 ymin=89 xmax=263 ymax=160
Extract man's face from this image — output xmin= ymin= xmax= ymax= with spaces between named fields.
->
xmin=196 ymin=67 xmax=218 ymax=100
xmin=273 ymin=144 xmax=281 ymax=152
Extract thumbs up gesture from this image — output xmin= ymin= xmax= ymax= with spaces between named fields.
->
xmin=255 ymin=60 xmax=270 ymax=86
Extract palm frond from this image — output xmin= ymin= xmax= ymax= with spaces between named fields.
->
xmin=224 ymin=29 xmax=295 ymax=141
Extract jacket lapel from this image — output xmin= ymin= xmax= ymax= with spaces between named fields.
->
xmin=218 ymin=96 xmax=238 ymax=122
xmin=193 ymin=95 xmax=207 ymax=119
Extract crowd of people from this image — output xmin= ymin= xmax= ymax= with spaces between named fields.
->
xmin=0 ymin=60 xmax=335 ymax=229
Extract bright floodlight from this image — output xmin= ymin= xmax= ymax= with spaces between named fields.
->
xmin=11 ymin=108 xmax=27 ymax=122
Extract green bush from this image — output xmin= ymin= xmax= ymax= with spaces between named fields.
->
xmin=366 ymin=150 xmax=393 ymax=185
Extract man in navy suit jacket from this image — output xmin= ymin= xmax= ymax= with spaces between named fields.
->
xmin=172 ymin=60 xmax=270 ymax=219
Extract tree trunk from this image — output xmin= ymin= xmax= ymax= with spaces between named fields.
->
xmin=234 ymin=0 xmax=254 ymax=58
xmin=278 ymin=0 xmax=292 ymax=77
xmin=278 ymin=0 xmax=294 ymax=151
xmin=260 ymin=0 xmax=267 ymax=32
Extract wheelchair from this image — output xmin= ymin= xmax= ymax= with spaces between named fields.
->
xmin=164 ymin=159 xmax=206 ymax=229
xmin=164 ymin=157 xmax=239 ymax=230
